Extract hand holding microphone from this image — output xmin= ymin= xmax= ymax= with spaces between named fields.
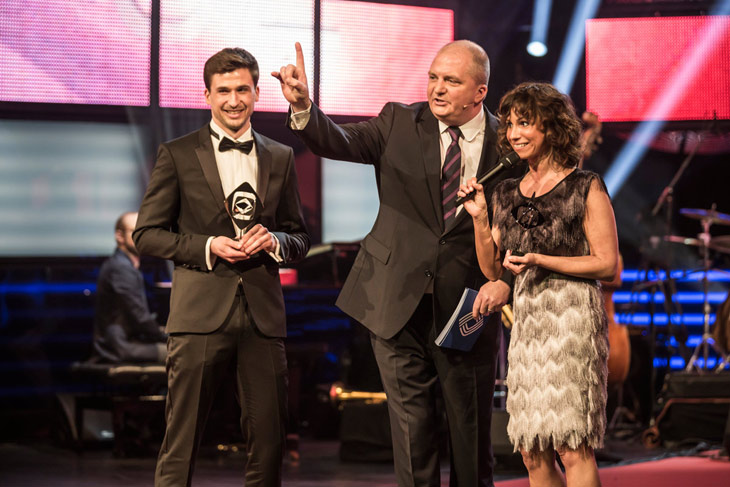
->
xmin=455 ymin=151 xmax=521 ymax=206
xmin=458 ymin=178 xmax=488 ymax=222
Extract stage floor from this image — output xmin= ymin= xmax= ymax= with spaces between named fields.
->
xmin=1 ymin=436 xmax=726 ymax=487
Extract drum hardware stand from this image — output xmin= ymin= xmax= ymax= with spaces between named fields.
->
xmin=607 ymin=380 xmax=641 ymax=435
xmin=648 ymin=134 xmax=721 ymax=372
xmin=684 ymin=207 xmax=728 ymax=373
xmin=710 ymin=262 xmax=730 ymax=372
xmin=713 ymin=346 xmax=730 ymax=372
xmin=648 ymin=138 xmax=699 ymax=364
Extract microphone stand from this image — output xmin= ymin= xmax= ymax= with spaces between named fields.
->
xmin=650 ymin=131 xmax=699 ymax=220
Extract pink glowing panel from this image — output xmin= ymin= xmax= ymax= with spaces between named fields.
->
xmin=159 ymin=0 xmax=314 ymax=112
xmin=586 ymin=16 xmax=730 ymax=122
xmin=320 ymin=0 xmax=454 ymax=117
xmin=0 ymin=0 xmax=151 ymax=106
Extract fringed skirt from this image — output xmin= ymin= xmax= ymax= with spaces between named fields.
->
xmin=505 ymin=272 xmax=608 ymax=452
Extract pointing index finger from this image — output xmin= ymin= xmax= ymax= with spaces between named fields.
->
xmin=295 ymin=42 xmax=305 ymax=71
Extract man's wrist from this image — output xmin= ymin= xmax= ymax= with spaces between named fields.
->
xmin=291 ymin=99 xmax=312 ymax=114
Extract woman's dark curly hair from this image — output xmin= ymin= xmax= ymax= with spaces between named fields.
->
xmin=497 ymin=82 xmax=582 ymax=168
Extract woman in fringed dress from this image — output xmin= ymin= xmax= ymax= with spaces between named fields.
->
xmin=458 ymin=82 xmax=618 ymax=487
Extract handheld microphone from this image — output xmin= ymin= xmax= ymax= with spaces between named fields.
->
xmin=455 ymin=151 xmax=522 ymax=206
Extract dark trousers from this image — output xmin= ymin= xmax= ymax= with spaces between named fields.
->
xmin=371 ymin=294 xmax=499 ymax=487
xmin=154 ymin=291 xmax=288 ymax=487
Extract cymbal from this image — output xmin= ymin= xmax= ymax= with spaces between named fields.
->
xmin=663 ymin=234 xmax=730 ymax=254
xmin=680 ymin=208 xmax=730 ymax=226
xmin=712 ymin=235 xmax=730 ymax=253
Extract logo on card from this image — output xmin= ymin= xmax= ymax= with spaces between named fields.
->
xmin=459 ymin=313 xmax=484 ymax=336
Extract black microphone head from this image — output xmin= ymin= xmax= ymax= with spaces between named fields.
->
xmin=501 ymin=151 xmax=521 ymax=168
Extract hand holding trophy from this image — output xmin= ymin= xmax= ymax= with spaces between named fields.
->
xmin=224 ymin=182 xmax=276 ymax=257
xmin=225 ymin=181 xmax=261 ymax=238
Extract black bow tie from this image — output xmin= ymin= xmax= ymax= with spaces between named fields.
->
xmin=219 ymin=137 xmax=254 ymax=154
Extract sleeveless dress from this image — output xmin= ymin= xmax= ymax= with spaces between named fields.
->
xmin=491 ymin=169 xmax=609 ymax=452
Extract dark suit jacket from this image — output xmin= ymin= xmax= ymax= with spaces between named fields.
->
xmin=92 ymin=249 xmax=166 ymax=362
xmin=133 ymin=126 xmax=310 ymax=337
xmin=292 ymin=102 xmax=519 ymax=339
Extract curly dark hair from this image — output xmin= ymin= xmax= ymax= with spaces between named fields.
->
xmin=497 ymin=82 xmax=582 ymax=168
xmin=204 ymin=48 xmax=259 ymax=90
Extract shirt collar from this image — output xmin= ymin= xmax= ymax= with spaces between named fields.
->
xmin=438 ymin=105 xmax=485 ymax=142
xmin=209 ymin=119 xmax=253 ymax=143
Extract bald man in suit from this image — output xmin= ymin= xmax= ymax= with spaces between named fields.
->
xmin=274 ymin=41 xmax=519 ymax=486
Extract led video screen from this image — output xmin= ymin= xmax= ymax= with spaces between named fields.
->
xmin=0 ymin=0 xmax=151 ymax=106
xmin=320 ymin=0 xmax=454 ymax=116
xmin=322 ymin=158 xmax=378 ymax=243
xmin=586 ymin=16 xmax=730 ymax=122
xmin=0 ymin=120 xmax=145 ymax=257
xmin=159 ymin=0 xmax=315 ymax=112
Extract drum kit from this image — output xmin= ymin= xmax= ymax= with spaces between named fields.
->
xmin=662 ymin=206 xmax=730 ymax=372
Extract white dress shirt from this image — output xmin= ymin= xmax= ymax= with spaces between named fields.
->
xmin=437 ymin=107 xmax=485 ymax=217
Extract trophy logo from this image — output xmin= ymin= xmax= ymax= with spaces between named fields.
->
xmin=225 ymin=182 xmax=261 ymax=236
xmin=231 ymin=190 xmax=256 ymax=222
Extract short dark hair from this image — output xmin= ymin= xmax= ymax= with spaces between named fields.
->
xmin=204 ymin=48 xmax=259 ymax=90
xmin=497 ymin=82 xmax=582 ymax=168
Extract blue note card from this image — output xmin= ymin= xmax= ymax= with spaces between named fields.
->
xmin=434 ymin=288 xmax=485 ymax=351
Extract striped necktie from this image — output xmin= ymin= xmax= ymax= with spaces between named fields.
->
xmin=441 ymin=126 xmax=462 ymax=225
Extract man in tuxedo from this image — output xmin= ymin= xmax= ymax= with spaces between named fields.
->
xmin=134 ymin=48 xmax=310 ymax=487
xmin=93 ymin=211 xmax=166 ymax=364
xmin=273 ymin=41 xmax=518 ymax=486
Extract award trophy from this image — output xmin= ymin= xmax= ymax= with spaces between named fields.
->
xmin=224 ymin=181 xmax=262 ymax=239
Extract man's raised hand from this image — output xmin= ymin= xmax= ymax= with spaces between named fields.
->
xmin=271 ymin=42 xmax=311 ymax=112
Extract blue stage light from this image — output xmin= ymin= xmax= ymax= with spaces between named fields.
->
xmin=527 ymin=41 xmax=547 ymax=57
xmin=552 ymin=0 xmax=601 ymax=93
xmin=669 ymin=356 xmax=687 ymax=369
xmin=620 ymin=269 xmax=730 ymax=282
xmin=613 ymin=291 xmax=729 ymax=304
xmin=527 ymin=0 xmax=552 ymax=57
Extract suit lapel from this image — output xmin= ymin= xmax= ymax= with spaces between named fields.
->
xmin=253 ymin=130 xmax=271 ymax=207
xmin=416 ymin=108 xmax=444 ymax=232
xmin=195 ymin=126 xmax=227 ymax=213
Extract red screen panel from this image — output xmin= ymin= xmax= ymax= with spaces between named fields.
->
xmin=159 ymin=0 xmax=315 ymax=112
xmin=320 ymin=0 xmax=454 ymax=116
xmin=0 ymin=0 xmax=151 ymax=106
xmin=586 ymin=16 xmax=730 ymax=122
